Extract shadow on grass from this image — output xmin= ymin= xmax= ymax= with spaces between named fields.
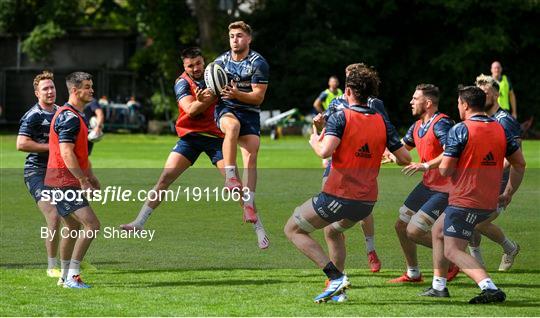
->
xmin=448 ymin=282 xmax=540 ymax=289
xmin=0 ymin=261 xmax=127 ymax=269
xmin=103 ymin=278 xmax=284 ymax=288
xmin=501 ymin=300 xmax=540 ymax=308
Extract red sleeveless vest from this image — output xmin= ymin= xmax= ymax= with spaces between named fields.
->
xmin=45 ymin=106 xmax=90 ymax=188
xmin=413 ymin=113 xmax=451 ymax=193
xmin=449 ymin=119 xmax=506 ymax=210
xmin=323 ymin=108 xmax=387 ymax=201
xmin=175 ymin=72 xmax=223 ymax=138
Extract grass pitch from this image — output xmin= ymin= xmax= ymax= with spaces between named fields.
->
xmin=1 ymin=134 xmax=539 ymax=316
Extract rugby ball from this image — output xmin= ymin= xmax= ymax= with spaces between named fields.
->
xmin=88 ymin=130 xmax=104 ymax=143
xmin=204 ymin=62 xmax=228 ymax=95
xmin=89 ymin=116 xmax=99 ymax=129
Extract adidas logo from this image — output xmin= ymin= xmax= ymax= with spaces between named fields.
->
xmin=481 ymin=151 xmax=496 ymax=166
xmin=446 ymin=225 xmax=456 ymax=233
xmin=355 ymin=143 xmax=372 ymax=158
xmin=42 ymin=119 xmax=50 ymax=125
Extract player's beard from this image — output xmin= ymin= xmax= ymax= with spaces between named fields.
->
xmin=192 ymin=72 xmax=203 ymax=81
xmin=412 ymin=106 xmax=424 ymax=118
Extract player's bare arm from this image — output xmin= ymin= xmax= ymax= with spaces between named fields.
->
xmin=400 ymin=138 xmax=415 ymax=151
xmin=87 ymin=162 xmax=100 ymax=190
xmin=499 ymin=149 xmax=526 ymax=208
xmin=402 ymin=152 xmax=444 ymax=176
xmin=16 ymin=135 xmax=49 ymax=152
xmin=59 ymin=142 xmax=94 ymax=191
xmin=309 ymin=126 xmax=339 ymax=158
xmin=92 ymin=108 xmax=105 ymax=134
xmin=391 ymin=146 xmax=411 ymax=166
xmin=313 ymin=98 xmax=323 ymax=113
xmin=439 ymin=155 xmax=458 ymax=177
xmin=179 ymin=88 xmax=216 ymax=117
xmin=221 ymin=81 xmax=267 ymax=106
xmin=509 ymin=90 xmax=517 ymax=118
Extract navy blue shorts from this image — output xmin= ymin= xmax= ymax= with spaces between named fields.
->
xmin=172 ymin=133 xmax=224 ymax=165
xmin=443 ymin=205 xmax=493 ymax=240
xmin=24 ymin=169 xmax=46 ymax=202
xmin=45 ymin=187 xmax=90 ymax=217
xmin=404 ymin=182 xmax=448 ymax=221
xmin=215 ymin=105 xmax=260 ymax=136
xmin=312 ymin=192 xmax=375 ymax=223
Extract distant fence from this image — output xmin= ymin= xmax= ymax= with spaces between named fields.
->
xmin=0 ymin=68 xmax=135 ymax=124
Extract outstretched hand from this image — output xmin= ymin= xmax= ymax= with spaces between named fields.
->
xmin=195 ymin=87 xmax=216 ymax=103
xmin=401 ymin=162 xmax=428 ymax=176
xmin=221 ymin=80 xmax=239 ymax=100
xmin=309 ymin=124 xmax=325 ymax=147
xmin=313 ymin=113 xmax=326 ymax=131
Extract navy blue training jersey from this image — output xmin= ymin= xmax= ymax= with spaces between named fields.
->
xmin=325 ymin=105 xmax=403 ymax=152
xmin=323 ymin=96 xmax=401 ymax=151
xmin=174 ymin=76 xmax=205 ymax=103
xmin=402 ymin=113 xmax=455 ymax=148
xmin=54 ymin=105 xmax=90 ymax=143
xmin=323 ymin=96 xmax=390 ymax=121
xmin=83 ymin=99 xmax=101 ymax=120
xmin=214 ymin=50 xmax=269 ymax=112
xmin=444 ymin=115 xmax=519 ymax=158
xmin=53 ymin=104 xmax=93 ymax=154
xmin=493 ymin=108 xmax=522 ymax=141
xmin=18 ymin=104 xmax=58 ymax=170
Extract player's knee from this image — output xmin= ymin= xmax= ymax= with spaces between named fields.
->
xmin=324 ymin=223 xmax=342 ymax=239
xmin=405 ymin=226 xmax=421 ymax=241
xmin=283 ymin=215 xmax=300 ymax=239
xmin=394 ymin=218 xmax=407 ymax=234
xmin=83 ymin=217 xmax=100 ymax=232
xmin=243 ymin=151 xmax=258 ymax=166
xmin=443 ymin=246 xmax=458 ymax=262
xmin=222 ymin=119 xmax=240 ymax=136
xmin=432 ymin=225 xmax=444 ymax=241
xmin=48 ymin=212 xmax=61 ymax=229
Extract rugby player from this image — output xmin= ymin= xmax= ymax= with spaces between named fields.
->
xmin=389 ymin=84 xmax=457 ymax=283
xmin=214 ymin=21 xmax=269 ymax=232
xmin=284 ymin=65 xmax=411 ymax=303
xmin=120 ymin=47 xmax=269 ymax=249
xmin=467 ymin=74 xmax=521 ymax=270
xmin=17 ymin=71 xmax=61 ymax=277
xmin=311 ymin=63 xmax=399 ymax=273
xmin=45 ymin=72 xmax=101 ymax=288
xmin=424 ymin=86 xmax=525 ymax=303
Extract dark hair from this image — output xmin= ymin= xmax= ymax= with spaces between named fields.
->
xmin=181 ymin=47 xmax=202 ymax=60
xmin=66 ymin=72 xmax=92 ymax=90
xmin=345 ymin=63 xmax=380 ymax=103
xmin=415 ymin=83 xmax=439 ymax=104
xmin=33 ymin=70 xmax=54 ymax=90
xmin=458 ymin=85 xmax=486 ymax=111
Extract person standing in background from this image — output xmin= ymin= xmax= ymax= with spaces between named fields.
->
xmin=490 ymin=61 xmax=517 ymax=119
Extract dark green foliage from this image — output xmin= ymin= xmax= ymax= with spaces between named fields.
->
xmin=250 ymin=0 xmax=540 ymax=126
xmin=1 ymin=0 xmax=538 ymax=125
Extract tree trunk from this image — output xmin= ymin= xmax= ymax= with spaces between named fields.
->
xmin=192 ymin=0 xmax=217 ymax=54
